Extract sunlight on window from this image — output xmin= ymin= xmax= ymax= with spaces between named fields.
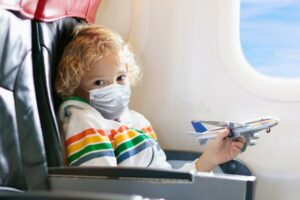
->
xmin=240 ymin=0 xmax=300 ymax=78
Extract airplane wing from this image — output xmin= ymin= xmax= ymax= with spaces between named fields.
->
xmin=186 ymin=130 xmax=220 ymax=140
xmin=186 ymin=130 xmax=220 ymax=145
xmin=193 ymin=120 xmax=231 ymax=128
xmin=243 ymin=116 xmax=279 ymax=126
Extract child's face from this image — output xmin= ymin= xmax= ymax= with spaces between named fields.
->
xmin=74 ymin=53 xmax=128 ymax=100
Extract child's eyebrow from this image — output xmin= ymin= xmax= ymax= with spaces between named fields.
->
xmin=87 ymin=74 xmax=106 ymax=79
xmin=117 ymin=69 xmax=127 ymax=75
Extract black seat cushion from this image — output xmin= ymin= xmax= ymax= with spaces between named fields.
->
xmin=32 ymin=18 xmax=86 ymax=167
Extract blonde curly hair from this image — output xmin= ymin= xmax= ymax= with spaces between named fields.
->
xmin=55 ymin=24 xmax=141 ymax=98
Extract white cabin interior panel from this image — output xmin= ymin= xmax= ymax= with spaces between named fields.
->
xmin=96 ymin=0 xmax=300 ymax=199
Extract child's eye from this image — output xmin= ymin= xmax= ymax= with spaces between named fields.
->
xmin=117 ymin=75 xmax=126 ymax=82
xmin=94 ymin=80 xmax=105 ymax=86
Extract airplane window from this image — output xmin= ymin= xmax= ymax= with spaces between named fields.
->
xmin=240 ymin=0 xmax=300 ymax=78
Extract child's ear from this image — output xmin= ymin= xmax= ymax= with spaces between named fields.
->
xmin=73 ymin=85 xmax=90 ymax=102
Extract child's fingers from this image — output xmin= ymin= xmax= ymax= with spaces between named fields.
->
xmin=236 ymin=136 xmax=246 ymax=143
xmin=232 ymin=137 xmax=246 ymax=147
xmin=216 ymin=129 xmax=230 ymax=141
xmin=232 ymin=142 xmax=244 ymax=150
xmin=230 ymin=143 xmax=243 ymax=158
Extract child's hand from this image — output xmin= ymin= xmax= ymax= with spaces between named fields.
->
xmin=195 ymin=129 xmax=246 ymax=172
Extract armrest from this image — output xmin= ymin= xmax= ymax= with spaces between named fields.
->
xmin=48 ymin=166 xmax=255 ymax=200
xmin=49 ymin=166 xmax=193 ymax=182
xmin=0 ymin=191 xmax=143 ymax=200
xmin=164 ymin=149 xmax=254 ymax=200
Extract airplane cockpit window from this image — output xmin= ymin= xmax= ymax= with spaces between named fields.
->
xmin=240 ymin=0 xmax=300 ymax=78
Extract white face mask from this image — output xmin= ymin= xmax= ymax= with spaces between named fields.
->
xmin=89 ymin=84 xmax=131 ymax=120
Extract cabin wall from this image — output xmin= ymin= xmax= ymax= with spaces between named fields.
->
xmin=95 ymin=0 xmax=300 ymax=199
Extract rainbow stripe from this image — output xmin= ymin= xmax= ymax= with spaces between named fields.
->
xmin=141 ymin=126 xmax=157 ymax=140
xmin=117 ymin=139 xmax=156 ymax=164
xmin=66 ymin=128 xmax=114 ymax=165
xmin=113 ymin=129 xmax=154 ymax=164
xmin=65 ymin=126 xmax=159 ymax=165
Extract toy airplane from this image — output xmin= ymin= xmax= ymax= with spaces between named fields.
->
xmin=187 ymin=116 xmax=279 ymax=151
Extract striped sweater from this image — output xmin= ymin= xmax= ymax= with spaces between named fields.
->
xmin=58 ymin=97 xmax=197 ymax=171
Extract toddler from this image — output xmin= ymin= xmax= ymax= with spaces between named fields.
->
xmin=55 ymin=24 xmax=245 ymax=172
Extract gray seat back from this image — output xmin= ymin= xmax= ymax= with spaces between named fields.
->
xmin=0 ymin=8 xmax=48 ymax=190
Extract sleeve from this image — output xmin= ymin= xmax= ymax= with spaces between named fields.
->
xmin=59 ymin=104 xmax=117 ymax=166
xmin=178 ymin=160 xmax=198 ymax=173
xmin=151 ymin=148 xmax=199 ymax=173
xmin=129 ymin=110 xmax=199 ymax=172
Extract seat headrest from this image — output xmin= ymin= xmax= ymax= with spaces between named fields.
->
xmin=0 ymin=0 xmax=101 ymax=22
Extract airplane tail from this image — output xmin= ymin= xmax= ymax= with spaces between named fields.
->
xmin=191 ymin=121 xmax=209 ymax=145
xmin=191 ymin=121 xmax=207 ymax=133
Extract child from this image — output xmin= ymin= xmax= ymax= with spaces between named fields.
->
xmin=55 ymin=24 xmax=245 ymax=172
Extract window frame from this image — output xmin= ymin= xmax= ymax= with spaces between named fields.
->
xmin=218 ymin=0 xmax=300 ymax=102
